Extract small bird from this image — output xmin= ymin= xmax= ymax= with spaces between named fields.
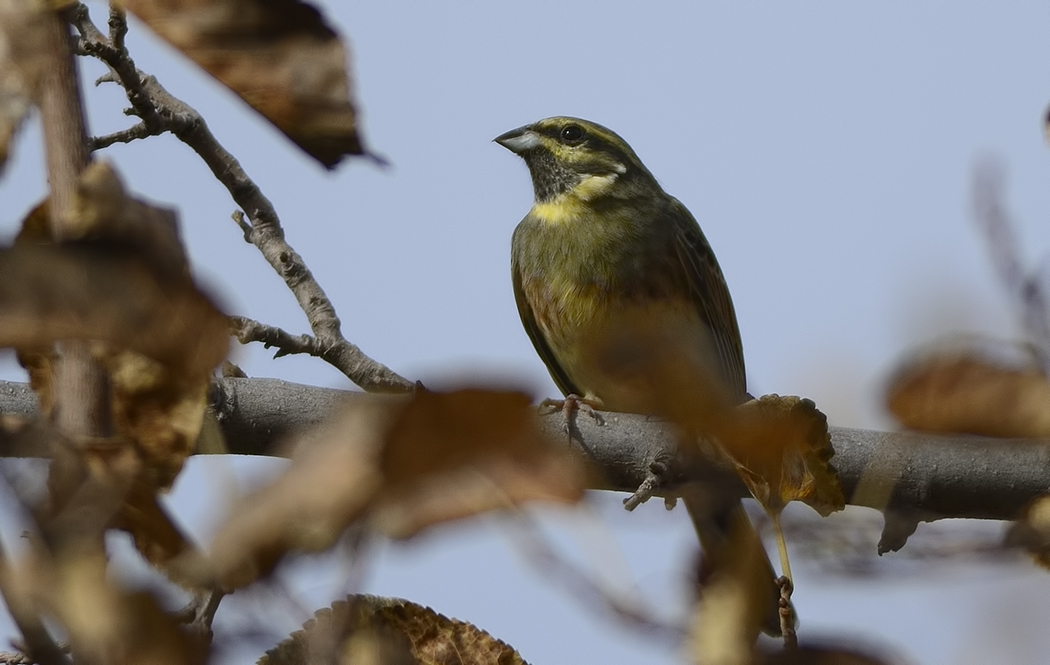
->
xmin=496 ymin=116 xmax=783 ymax=635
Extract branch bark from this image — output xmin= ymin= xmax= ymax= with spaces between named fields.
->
xmin=1 ymin=378 xmax=1047 ymax=526
xmin=39 ymin=5 xmax=111 ymax=439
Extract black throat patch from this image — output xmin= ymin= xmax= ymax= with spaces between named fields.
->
xmin=523 ymin=150 xmax=583 ymax=203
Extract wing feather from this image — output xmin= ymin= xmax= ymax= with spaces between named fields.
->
xmin=666 ymin=199 xmax=747 ymax=399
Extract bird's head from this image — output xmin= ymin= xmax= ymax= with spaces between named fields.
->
xmin=495 ymin=117 xmax=657 ymax=204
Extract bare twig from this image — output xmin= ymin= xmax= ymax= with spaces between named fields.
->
xmin=69 ymin=4 xmax=413 ymax=393
xmin=89 ymin=121 xmax=151 ymax=150
xmin=972 ymin=160 xmax=1050 ymax=373
xmin=622 ymin=458 xmax=672 ymax=511
xmin=231 ymin=317 xmax=319 ymax=359
xmin=230 ymin=316 xmax=409 ymax=385
xmin=505 ymin=511 xmax=685 ymax=641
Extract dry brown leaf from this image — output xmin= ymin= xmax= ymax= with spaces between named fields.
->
xmin=117 ymin=0 xmax=362 ymax=168
xmin=260 ymin=595 xmax=529 ymax=665
xmin=0 ymin=240 xmax=227 ymax=380
xmin=191 ymin=389 xmax=589 ymax=590
xmin=10 ymin=163 xmax=228 ymax=488
xmin=886 ymin=346 xmax=1050 ymax=438
xmin=727 ymin=395 xmax=844 ymax=518
xmin=5 ymin=164 xmax=225 ymax=583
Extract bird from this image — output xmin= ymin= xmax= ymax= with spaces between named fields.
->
xmin=496 ymin=116 xmax=784 ymax=636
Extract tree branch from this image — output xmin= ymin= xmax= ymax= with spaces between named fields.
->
xmin=1 ymin=378 xmax=1046 ymax=526
xmin=69 ymin=4 xmax=413 ymax=394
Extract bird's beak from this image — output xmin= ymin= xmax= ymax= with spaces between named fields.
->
xmin=494 ymin=125 xmax=541 ymax=154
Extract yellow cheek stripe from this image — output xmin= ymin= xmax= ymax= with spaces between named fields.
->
xmin=531 ymin=174 xmax=619 ymax=224
xmin=574 ymin=173 xmax=618 ymax=200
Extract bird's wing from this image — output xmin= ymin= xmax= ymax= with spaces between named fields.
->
xmin=511 ymin=256 xmax=581 ymax=398
xmin=667 ymin=199 xmax=747 ymax=398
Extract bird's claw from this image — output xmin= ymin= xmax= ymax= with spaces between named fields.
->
xmin=540 ymin=394 xmax=604 ymax=428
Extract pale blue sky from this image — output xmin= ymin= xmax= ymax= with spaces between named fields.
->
xmin=2 ymin=2 xmax=1050 ymax=663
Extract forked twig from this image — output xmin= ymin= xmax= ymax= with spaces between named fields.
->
xmin=69 ymin=3 xmax=414 ymax=393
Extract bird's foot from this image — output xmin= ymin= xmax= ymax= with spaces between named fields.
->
xmin=540 ymin=394 xmax=604 ymax=427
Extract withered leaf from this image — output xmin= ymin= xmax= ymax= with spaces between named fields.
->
xmin=10 ymin=163 xmax=228 ymax=481
xmin=1 ymin=236 xmax=227 ymax=379
xmin=886 ymin=347 xmax=1050 ymax=438
xmin=8 ymin=163 xmax=224 ymax=583
xmin=260 ymin=595 xmax=529 ymax=665
xmin=117 ymin=0 xmax=362 ymax=168
xmin=727 ymin=395 xmax=844 ymax=518
xmin=192 ymin=389 xmax=589 ymax=590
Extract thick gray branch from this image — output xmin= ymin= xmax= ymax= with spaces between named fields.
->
xmin=2 ymin=378 xmax=1048 ymax=524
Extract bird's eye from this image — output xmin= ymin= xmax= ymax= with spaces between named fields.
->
xmin=560 ymin=124 xmax=585 ymax=143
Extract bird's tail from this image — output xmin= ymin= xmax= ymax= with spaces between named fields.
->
xmin=682 ymin=491 xmax=787 ymax=638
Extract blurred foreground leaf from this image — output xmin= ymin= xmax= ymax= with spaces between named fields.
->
xmin=7 ymin=162 xmax=227 ymax=581
xmin=12 ymin=162 xmax=228 ymax=486
xmin=886 ymin=345 xmax=1050 ymax=438
xmin=261 ymin=595 xmax=529 ymax=665
xmin=117 ymin=0 xmax=363 ymax=167
xmin=188 ymin=389 xmax=590 ymax=589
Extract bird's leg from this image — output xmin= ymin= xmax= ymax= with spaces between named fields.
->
xmin=540 ymin=393 xmax=605 ymax=426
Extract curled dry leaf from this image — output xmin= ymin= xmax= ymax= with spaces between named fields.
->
xmin=260 ymin=594 xmax=529 ymax=665
xmin=886 ymin=345 xmax=1050 ymax=438
xmin=191 ymin=389 xmax=589 ymax=590
xmin=728 ymin=395 xmax=844 ymax=518
xmin=117 ymin=0 xmax=362 ymax=168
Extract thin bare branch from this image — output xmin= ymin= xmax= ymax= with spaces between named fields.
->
xmin=88 ymin=121 xmax=152 ymax=150
xmin=505 ymin=511 xmax=685 ymax=641
xmin=231 ymin=316 xmax=407 ymax=385
xmin=972 ymin=159 xmax=1050 ymax=373
xmin=69 ymin=3 xmax=413 ymax=393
